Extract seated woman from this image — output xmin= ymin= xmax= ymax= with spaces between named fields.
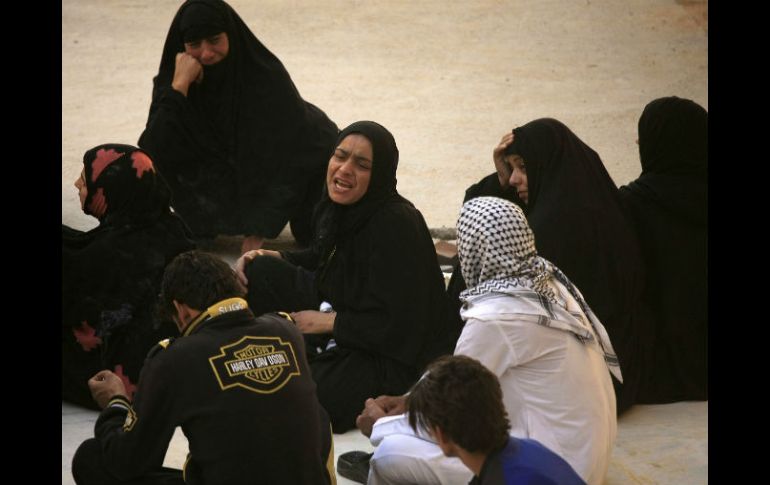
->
xmin=138 ymin=0 xmax=339 ymax=253
xmin=619 ymin=96 xmax=708 ymax=403
xmin=234 ymin=121 xmax=454 ymax=432
xmin=361 ymin=197 xmax=620 ymax=485
xmin=447 ymin=118 xmax=652 ymax=414
xmin=62 ymin=144 xmax=195 ymax=409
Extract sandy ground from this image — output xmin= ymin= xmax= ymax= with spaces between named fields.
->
xmin=62 ymin=0 xmax=707 ymax=233
xmin=63 ymin=400 xmax=707 ymax=485
xmin=62 ymin=2 xmax=707 ymax=483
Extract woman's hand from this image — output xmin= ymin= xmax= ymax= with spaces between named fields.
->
xmin=290 ymin=310 xmax=335 ymax=334
xmin=172 ymin=53 xmax=203 ymax=97
xmin=493 ymin=131 xmax=515 ymax=188
xmin=233 ymin=249 xmax=282 ymax=286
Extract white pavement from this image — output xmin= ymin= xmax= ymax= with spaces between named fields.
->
xmin=62 ymin=1 xmax=708 ymax=483
xmin=62 ymin=0 xmax=707 ymax=232
xmin=62 ymin=400 xmax=707 ymax=485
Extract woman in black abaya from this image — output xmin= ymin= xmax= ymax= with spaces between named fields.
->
xmin=619 ymin=97 xmax=708 ymax=403
xmin=139 ymin=0 xmax=339 ymax=253
xmin=62 ymin=144 xmax=195 ymax=409
xmin=449 ymin=118 xmax=652 ymax=414
xmin=234 ymin=121 xmax=455 ymax=432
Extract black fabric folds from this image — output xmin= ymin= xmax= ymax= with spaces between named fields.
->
xmin=285 ymin=121 xmax=453 ymax=371
xmin=62 ymin=144 xmax=196 ymax=409
xmin=309 ymin=121 xmax=408 ymax=271
xmin=457 ymin=119 xmax=652 ymax=414
xmin=619 ymin=97 xmax=708 ymax=403
xmin=265 ymin=121 xmax=455 ymax=430
xmin=179 ymin=2 xmax=226 ymax=42
xmin=138 ymin=0 xmax=338 ymax=243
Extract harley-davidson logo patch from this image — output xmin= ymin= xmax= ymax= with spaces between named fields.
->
xmin=209 ymin=336 xmax=300 ymax=394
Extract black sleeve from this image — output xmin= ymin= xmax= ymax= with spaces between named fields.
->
xmin=280 ymin=246 xmax=322 ymax=271
xmin=143 ymin=87 xmax=188 ymax=133
xmin=138 ymin=87 xmax=203 ymax=168
xmin=93 ymin=353 xmax=178 ymax=480
xmin=332 ymin=208 xmax=444 ymax=366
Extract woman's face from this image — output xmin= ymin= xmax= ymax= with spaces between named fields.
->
xmin=184 ymin=32 xmax=229 ymax=66
xmin=326 ymin=134 xmax=373 ymax=205
xmin=505 ymin=154 xmax=528 ymax=204
xmin=74 ymin=169 xmax=88 ymax=210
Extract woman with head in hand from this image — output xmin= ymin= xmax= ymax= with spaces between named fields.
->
xmin=139 ymin=0 xmax=339 ymax=253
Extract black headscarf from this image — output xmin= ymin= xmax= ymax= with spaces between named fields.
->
xmin=638 ymin=96 xmax=707 ymax=176
xmin=619 ymin=97 xmax=708 ymax=403
xmin=500 ymin=119 xmax=644 ymax=317
xmin=179 ymin=1 xmax=227 ymax=42
xmin=139 ymin=0 xmax=338 ymax=239
xmin=62 ymin=144 xmax=195 ymax=409
xmin=282 ymin=121 xmax=452 ymax=374
xmin=312 ymin=121 xmax=411 ymax=265
xmin=625 ymin=96 xmax=708 ymax=225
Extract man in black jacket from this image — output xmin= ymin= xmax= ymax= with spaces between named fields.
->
xmin=72 ymin=250 xmax=335 ymax=485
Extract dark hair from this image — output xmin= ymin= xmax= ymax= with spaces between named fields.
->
xmin=407 ymin=355 xmax=510 ymax=454
xmin=157 ymin=250 xmax=245 ymax=321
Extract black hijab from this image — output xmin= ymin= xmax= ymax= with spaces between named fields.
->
xmin=625 ymin=96 xmax=707 ymax=225
xmin=153 ymin=0 xmax=310 ymax=140
xmin=618 ymin=98 xmax=708 ymax=403
xmin=307 ymin=122 xmax=452 ymax=374
xmin=139 ymin=0 xmax=338 ymax=238
xmin=313 ymin=121 xmax=411 ymax=261
xmin=501 ymin=119 xmax=645 ymax=302
xmin=179 ymin=1 xmax=227 ymax=42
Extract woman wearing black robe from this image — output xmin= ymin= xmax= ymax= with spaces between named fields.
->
xmin=138 ymin=0 xmax=339 ymax=253
xmin=62 ymin=144 xmax=195 ymax=409
xmin=448 ymin=118 xmax=652 ymax=414
xmin=618 ymin=97 xmax=708 ymax=403
xmin=235 ymin=121 xmax=454 ymax=432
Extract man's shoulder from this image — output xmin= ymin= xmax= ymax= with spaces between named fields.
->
xmin=249 ymin=311 xmax=297 ymax=329
xmin=255 ymin=311 xmax=294 ymax=324
xmin=220 ymin=311 xmax=303 ymax=344
xmin=146 ymin=337 xmax=178 ymax=360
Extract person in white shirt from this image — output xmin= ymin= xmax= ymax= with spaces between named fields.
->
xmin=357 ymin=196 xmax=622 ymax=485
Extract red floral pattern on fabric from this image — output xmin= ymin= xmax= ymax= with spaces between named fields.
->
xmin=72 ymin=321 xmax=102 ymax=351
xmin=131 ymin=151 xmax=155 ymax=178
xmin=88 ymin=187 xmax=108 ymax=218
xmin=113 ymin=364 xmax=138 ymax=400
xmin=91 ymin=148 xmax=123 ymax=182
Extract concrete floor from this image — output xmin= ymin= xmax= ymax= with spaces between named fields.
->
xmin=61 ymin=239 xmax=709 ymax=485
xmin=62 ymin=0 xmax=707 ymax=233
xmin=62 ymin=400 xmax=708 ymax=484
xmin=62 ymin=0 xmax=707 ymax=482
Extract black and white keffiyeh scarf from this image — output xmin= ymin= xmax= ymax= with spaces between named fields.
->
xmin=457 ymin=196 xmax=622 ymax=381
